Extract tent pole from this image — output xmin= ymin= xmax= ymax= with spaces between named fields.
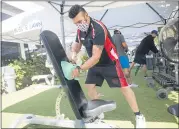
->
xmin=48 ymin=1 xmax=66 ymax=51
xmin=60 ymin=0 xmax=66 ymax=51
xmin=146 ymin=3 xmax=166 ymax=25
xmin=100 ymin=9 xmax=108 ymax=21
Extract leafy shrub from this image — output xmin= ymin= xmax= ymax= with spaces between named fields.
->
xmin=9 ymin=54 xmax=51 ymax=90
xmin=1 ymin=75 xmax=8 ymax=94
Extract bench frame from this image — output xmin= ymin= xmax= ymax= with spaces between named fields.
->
xmin=10 ymin=114 xmax=118 ymax=128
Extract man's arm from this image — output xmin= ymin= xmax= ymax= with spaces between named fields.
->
xmin=121 ymin=35 xmax=128 ymax=51
xmin=80 ymin=29 xmax=105 ymax=70
xmin=70 ymin=34 xmax=82 ymax=61
xmin=71 ymin=42 xmax=82 ymax=54
xmin=80 ymin=45 xmax=103 ymax=70
xmin=150 ymin=40 xmax=158 ymax=53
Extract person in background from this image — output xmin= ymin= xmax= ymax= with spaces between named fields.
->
xmin=112 ymin=29 xmax=138 ymax=87
xmin=129 ymin=30 xmax=159 ymax=78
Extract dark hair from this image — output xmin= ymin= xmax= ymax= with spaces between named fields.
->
xmin=68 ymin=5 xmax=86 ymax=19
xmin=114 ymin=29 xmax=121 ymax=34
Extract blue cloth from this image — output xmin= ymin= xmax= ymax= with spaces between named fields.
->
xmin=119 ymin=56 xmax=130 ymax=69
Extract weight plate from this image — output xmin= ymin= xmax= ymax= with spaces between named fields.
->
xmin=156 ymin=88 xmax=168 ymax=99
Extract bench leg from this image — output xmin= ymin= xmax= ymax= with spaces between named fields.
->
xmin=51 ymin=76 xmax=55 ymax=85
xmin=45 ymin=77 xmax=51 ymax=86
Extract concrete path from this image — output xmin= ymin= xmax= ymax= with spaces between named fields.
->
xmin=2 ymin=112 xmax=179 ymax=128
xmin=2 ymin=84 xmax=60 ymax=111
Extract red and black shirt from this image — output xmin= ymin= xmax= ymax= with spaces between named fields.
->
xmin=75 ymin=17 xmax=128 ymax=87
xmin=75 ymin=17 xmax=117 ymax=66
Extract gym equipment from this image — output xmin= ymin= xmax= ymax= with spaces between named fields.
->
xmin=145 ymin=76 xmax=172 ymax=99
xmin=153 ymin=17 xmax=179 ymax=116
xmin=146 ymin=18 xmax=179 ymax=101
xmin=167 ymin=104 xmax=179 ymax=117
xmin=10 ymin=30 xmax=118 ymax=128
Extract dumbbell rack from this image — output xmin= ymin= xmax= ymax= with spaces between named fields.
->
xmin=152 ymin=72 xmax=175 ymax=87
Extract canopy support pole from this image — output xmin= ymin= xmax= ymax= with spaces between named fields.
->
xmin=146 ymin=3 xmax=166 ymax=25
xmin=48 ymin=1 xmax=66 ymax=51
xmin=60 ymin=0 xmax=66 ymax=51
xmin=100 ymin=9 xmax=108 ymax=21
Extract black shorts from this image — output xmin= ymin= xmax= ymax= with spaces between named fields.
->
xmin=134 ymin=53 xmax=146 ymax=65
xmin=85 ymin=65 xmax=128 ymax=88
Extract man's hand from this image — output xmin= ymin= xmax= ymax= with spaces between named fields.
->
xmin=124 ymin=48 xmax=129 ymax=53
xmin=70 ymin=42 xmax=82 ymax=64
xmin=69 ymin=52 xmax=77 ymax=64
xmin=72 ymin=68 xmax=80 ymax=79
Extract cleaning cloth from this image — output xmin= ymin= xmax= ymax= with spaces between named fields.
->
xmin=61 ymin=59 xmax=82 ymax=80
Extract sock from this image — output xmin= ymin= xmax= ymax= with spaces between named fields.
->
xmin=134 ymin=111 xmax=141 ymax=116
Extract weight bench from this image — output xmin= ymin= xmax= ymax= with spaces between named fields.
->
xmin=10 ymin=30 xmax=117 ymax=128
xmin=31 ymin=74 xmax=55 ymax=86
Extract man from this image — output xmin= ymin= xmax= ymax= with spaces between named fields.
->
xmin=68 ymin=5 xmax=146 ymax=128
xmin=129 ymin=30 xmax=159 ymax=78
xmin=112 ymin=29 xmax=138 ymax=87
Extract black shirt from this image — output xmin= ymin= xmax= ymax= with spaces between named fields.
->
xmin=136 ymin=35 xmax=158 ymax=55
xmin=75 ymin=18 xmax=115 ymax=66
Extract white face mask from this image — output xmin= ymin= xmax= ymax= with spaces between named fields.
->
xmin=77 ymin=20 xmax=89 ymax=32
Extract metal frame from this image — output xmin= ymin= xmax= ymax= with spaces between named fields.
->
xmin=48 ymin=0 xmax=118 ymax=51
xmin=100 ymin=9 xmax=109 ymax=21
xmin=108 ymin=15 xmax=177 ymax=31
xmin=109 ymin=20 xmax=164 ymax=30
xmin=48 ymin=1 xmax=178 ymax=45
xmin=48 ymin=1 xmax=66 ymax=50
xmin=167 ymin=8 xmax=179 ymax=23
xmin=146 ymin=2 xmax=166 ymax=25
xmin=10 ymin=114 xmax=118 ymax=128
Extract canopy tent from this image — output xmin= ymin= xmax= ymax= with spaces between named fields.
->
xmin=2 ymin=1 xmax=178 ymax=50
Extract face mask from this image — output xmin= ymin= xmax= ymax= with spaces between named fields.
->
xmin=77 ymin=20 xmax=89 ymax=32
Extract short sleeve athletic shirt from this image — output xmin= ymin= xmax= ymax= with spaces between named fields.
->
xmin=112 ymin=34 xmax=126 ymax=56
xmin=75 ymin=17 xmax=117 ymax=66
xmin=75 ymin=17 xmax=128 ymax=87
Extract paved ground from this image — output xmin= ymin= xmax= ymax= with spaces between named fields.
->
xmin=1 ymin=84 xmax=58 ymax=128
xmin=2 ymin=112 xmax=178 ymax=128
xmin=2 ymin=84 xmax=60 ymax=110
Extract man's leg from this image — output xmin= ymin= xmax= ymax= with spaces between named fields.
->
xmin=129 ymin=61 xmax=135 ymax=74
xmin=119 ymin=56 xmax=132 ymax=85
xmin=120 ymin=87 xmax=139 ymax=112
xmin=85 ymin=67 xmax=104 ymax=100
xmin=129 ymin=53 xmax=141 ymax=75
xmin=120 ymin=56 xmax=138 ymax=87
xmin=140 ymin=55 xmax=147 ymax=77
xmin=142 ymin=64 xmax=148 ymax=77
xmin=85 ymin=84 xmax=100 ymax=100
xmin=103 ymin=65 xmax=146 ymax=128
xmin=123 ymin=68 xmax=132 ymax=84
xmin=120 ymin=87 xmax=146 ymax=128
xmin=85 ymin=68 xmax=105 ymax=119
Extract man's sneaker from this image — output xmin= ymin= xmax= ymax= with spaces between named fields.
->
xmin=136 ymin=114 xmax=146 ymax=128
xmin=129 ymin=83 xmax=139 ymax=88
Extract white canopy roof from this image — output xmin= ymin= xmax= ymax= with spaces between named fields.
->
xmin=2 ymin=1 xmax=178 ymax=47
